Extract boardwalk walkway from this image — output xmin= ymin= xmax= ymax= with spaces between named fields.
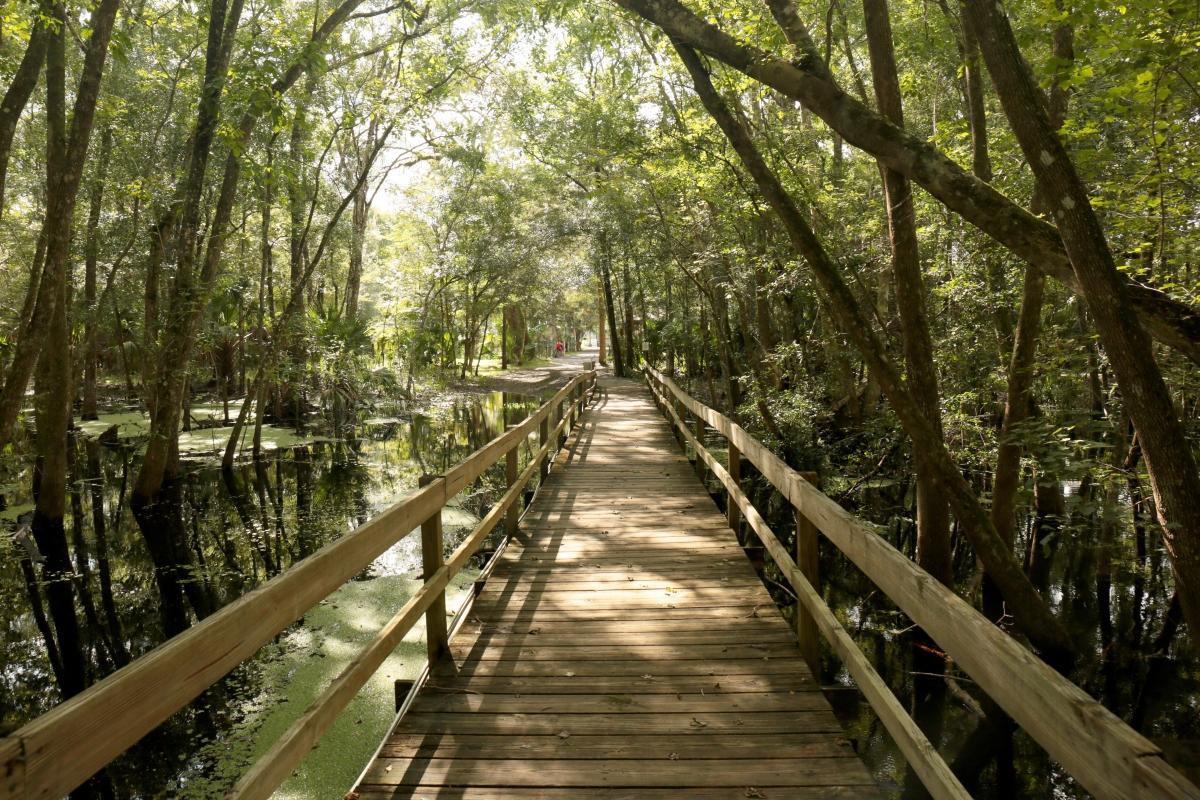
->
xmin=352 ymin=377 xmax=880 ymax=799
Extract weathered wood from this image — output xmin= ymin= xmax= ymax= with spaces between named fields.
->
xmin=796 ymin=471 xmax=821 ymax=675
xmin=419 ymin=473 xmax=451 ymax=670
xmin=351 ymin=377 xmax=877 ymax=799
xmin=227 ymin=386 xmax=593 ymax=800
xmin=646 ymin=366 xmax=1200 ymax=800
xmin=727 ymin=442 xmax=741 ymax=532
xmin=359 ymin=757 xmax=875 ymax=787
xmin=377 ymin=732 xmax=848 ymax=759
xmin=539 ymin=413 xmax=550 ymax=483
xmin=353 ymin=788 xmax=882 ymax=800
xmin=505 ymin=440 xmax=519 ymax=538
xmin=421 ymin=673 xmax=813 ymax=695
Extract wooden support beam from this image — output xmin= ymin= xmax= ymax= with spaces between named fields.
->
xmin=727 ymin=443 xmax=741 ymax=534
xmin=505 ymin=441 xmax=519 ymax=539
xmin=795 ymin=471 xmax=820 ymax=676
xmin=418 ymin=474 xmax=452 ymax=674
xmin=538 ymin=414 xmax=550 ymax=483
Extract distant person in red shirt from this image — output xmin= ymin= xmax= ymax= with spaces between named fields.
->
xmin=554 ymin=340 xmax=564 ymax=357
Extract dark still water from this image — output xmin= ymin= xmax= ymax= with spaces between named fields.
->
xmin=0 ymin=389 xmax=540 ymax=799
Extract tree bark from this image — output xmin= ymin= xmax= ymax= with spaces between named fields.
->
xmin=673 ymin=41 xmax=1074 ymax=663
xmin=81 ymin=127 xmax=113 ymax=420
xmin=0 ymin=0 xmax=121 ymax=449
xmin=962 ymin=0 xmax=1200 ymax=643
xmin=861 ymin=0 xmax=952 ymax=586
xmin=599 ymin=230 xmax=626 ymax=377
xmin=610 ymin=0 xmax=1200 ymax=366
xmin=0 ymin=4 xmax=49 ymax=215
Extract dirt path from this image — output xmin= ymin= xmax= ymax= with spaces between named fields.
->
xmin=475 ymin=348 xmax=602 ymax=395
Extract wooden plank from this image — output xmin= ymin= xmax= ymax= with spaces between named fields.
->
xmin=420 ymin=674 xmax=815 ymax=695
xmin=353 ymin=788 xmax=883 ymax=800
xmin=409 ymin=691 xmax=829 ymax=714
xmin=460 ymin=617 xmax=793 ymax=634
xmin=376 ymin=733 xmax=852 ymax=759
xmin=359 ymin=757 xmax=875 ymax=787
xmin=392 ymin=711 xmax=845 ymax=736
xmin=450 ymin=657 xmax=809 ymax=678
xmin=456 ymin=629 xmax=795 ymax=647
xmin=450 ymin=643 xmax=801 ymax=662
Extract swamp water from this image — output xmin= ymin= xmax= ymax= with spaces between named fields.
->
xmin=0 ymin=390 xmax=541 ymax=799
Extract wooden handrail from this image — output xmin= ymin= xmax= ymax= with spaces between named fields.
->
xmin=644 ymin=366 xmax=1200 ymax=800
xmin=646 ymin=373 xmax=967 ymax=800
xmin=0 ymin=370 xmax=596 ymax=800
xmin=228 ymin=382 xmax=591 ymax=799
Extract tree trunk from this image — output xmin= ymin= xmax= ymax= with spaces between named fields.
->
xmin=0 ymin=0 xmax=121 ymax=449
xmin=599 ymin=231 xmax=625 ymax=377
xmin=598 ymin=283 xmax=607 ymax=366
xmin=81 ymin=126 xmax=113 ymax=420
xmin=0 ymin=5 xmax=49 ymax=215
xmin=862 ymin=0 xmax=952 ymax=587
xmin=673 ymin=41 xmax=1074 ymax=664
xmin=962 ymin=0 xmax=1200 ymax=643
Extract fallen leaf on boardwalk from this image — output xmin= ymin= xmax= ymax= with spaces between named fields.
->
xmin=745 ymin=789 xmax=767 ymax=798
xmin=565 ymin=671 xmax=576 ymax=677
xmin=689 ymin=717 xmax=708 ymax=728
xmin=528 ymin=627 xmax=541 ymax=634
xmin=668 ymin=752 xmax=679 ymax=760
xmin=641 ymin=674 xmax=654 ymax=679
xmin=557 ymin=730 xmax=571 ymax=739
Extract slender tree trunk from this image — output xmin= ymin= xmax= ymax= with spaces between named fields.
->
xmin=597 ymin=283 xmax=607 ymax=366
xmin=963 ymin=0 xmax=1200 ymax=642
xmin=0 ymin=5 xmax=49 ymax=215
xmin=673 ymin=41 xmax=1074 ymax=663
xmin=31 ymin=1 xmax=88 ymax=699
xmin=0 ymin=0 xmax=120 ymax=449
xmin=81 ymin=127 xmax=113 ymax=420
xmin=599 ymin=231 xmax=625 ymax=377
xmin=862 ymin=0 xmax=952 ymax=586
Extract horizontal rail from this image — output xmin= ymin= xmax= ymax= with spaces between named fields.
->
xmin=645 ymin=366 xmax=1200 ymax=800
xmin=646 ymin=374 xmax=967 ymax=800
xmin=228 ymin=381 xmax=592 ymax=799
xmin=0 ymin=371 xmax=596 ymax=800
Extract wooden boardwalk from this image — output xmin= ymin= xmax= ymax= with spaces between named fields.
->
xmin=352 ymin=378 xmax=880 ymax=799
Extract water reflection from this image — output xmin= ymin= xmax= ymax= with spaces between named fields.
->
xmin=0 ymin=389 xmax=539 ymax=798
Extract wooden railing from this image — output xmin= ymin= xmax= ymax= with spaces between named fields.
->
xmin=644 ymin=366 xmax=1200 ymax=800
xmin=0 ymin=370 xmax=597 ymax=800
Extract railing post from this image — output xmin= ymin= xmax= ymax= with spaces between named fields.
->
xmin=505 ymin=440 xmax=519 ymax=538
xmin=558 ymin=396 xmax=568 ymax=450
xmin=672 ymin=397 xmax=686 ymax=447
xmin=727 ymin=442 xmax=741 ymax=533
xmin=539 ymin=413 xmax=550 ymax=482
xmin=418 ymin=474 xmax=452 ymax=674
xmin=693 ymin=415 xmax=707 ymax=485
xmin=795 ymin=471 xmax=821 ymax=676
